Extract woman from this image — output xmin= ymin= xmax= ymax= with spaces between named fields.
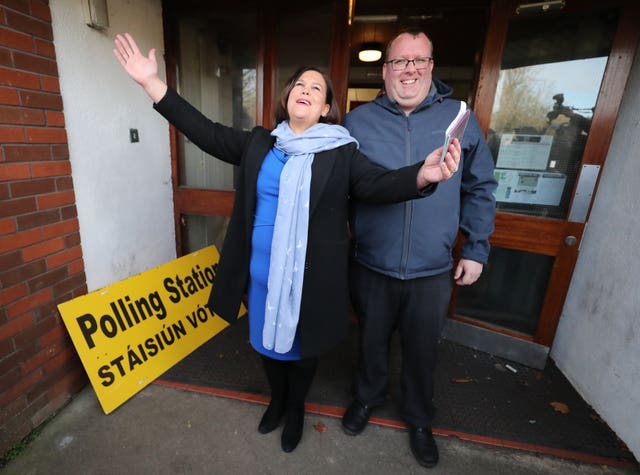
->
xmin=113 ymin=33 xmax=460 ymax=453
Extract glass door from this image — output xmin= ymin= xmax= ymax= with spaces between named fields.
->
xmin=161 ymin=1 xmax=348 ymax=255
xmin=173 ymin=12 xmax=258 ymax=254
xmin=448 ymin=0 xmax=639 ymax=367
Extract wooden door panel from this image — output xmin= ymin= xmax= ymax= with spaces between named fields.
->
xmin=491 ymin=214 xmax=569 ymax=256
xmin=535 ymin=221 xmax=584 ymax=345
xmin=175 ymin=188 xmax=234 ymax=217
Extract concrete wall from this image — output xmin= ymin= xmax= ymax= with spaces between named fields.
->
xmin=50 ymin=0 xmax=175 ymax=292
xmin=551 ymin=47 xmax=640 ymax=458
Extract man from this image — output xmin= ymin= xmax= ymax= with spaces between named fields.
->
xmin=342 ymin=28 xmax=497 ymax=468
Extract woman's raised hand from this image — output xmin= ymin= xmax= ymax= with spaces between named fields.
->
xmin=417 ymin=138 xmax=462 ymax=188
xmin=113 ymin=33 xmax=167 ymax=103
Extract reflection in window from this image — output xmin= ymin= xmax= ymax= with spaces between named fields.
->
xmin=177 ymin=14 xmax=256 ymax=191
xmin=488 ymin=9 xmax=616 ymax=219
xmin=182 ymin=215 xmax=230 ymax=255
xmin=173 ymin=13 xmax=256 ymax=255
xmin=455 ymin=247 xmax=554 ymax=336
xmin=240 ymin=68 xmax=256 ymax=131
xmin=275 ymin=5 xmax=332 ymax=128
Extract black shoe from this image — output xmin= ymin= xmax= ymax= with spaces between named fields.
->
xmin=281 ymin=404 xmax=304 ymax=453
xmin=258 ymin=401 xmax=285 ymax=434
xmin=409 ymin=426 xmax=439 ymax=468
xmin=342 ymin=400 xmax=374 ymax=435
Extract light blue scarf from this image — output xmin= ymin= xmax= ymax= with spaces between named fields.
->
xmin=263 ymin=121 xmax=357 ymax=354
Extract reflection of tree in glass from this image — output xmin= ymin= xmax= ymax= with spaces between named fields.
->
xmin=490 ymin=67 xmax=553 ymax=134
xmin=243 ymin=70 xmax=256 ymax=112
xmin=241 ymin=68 xmax=256 ymax=130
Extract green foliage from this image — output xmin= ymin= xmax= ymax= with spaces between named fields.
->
xmin=0 ymin=427 xmax=42 ymax=468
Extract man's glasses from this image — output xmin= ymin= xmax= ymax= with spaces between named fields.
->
xmin=386 ymin=57 xmax=433 ymax=71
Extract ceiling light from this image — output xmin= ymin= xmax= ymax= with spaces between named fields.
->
xmin=407 ymin=12 xmax=444 ymax=21
xmin=353 ymin=14 xmax=398 ymax=23
xmin=516 ymin=0 xmax=565 ymax=14
xmin=358 ymin=42 xmax=383 ymax=63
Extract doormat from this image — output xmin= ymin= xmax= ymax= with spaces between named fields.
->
xmin=157 ymin=317 xmax=637 ymax=468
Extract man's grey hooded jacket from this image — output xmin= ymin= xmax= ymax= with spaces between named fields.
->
xmin=344 ymin=77 xmax=498 ymax=279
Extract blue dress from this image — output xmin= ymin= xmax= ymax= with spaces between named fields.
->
xmin=248 ymin=147 xmax=301 ymax=360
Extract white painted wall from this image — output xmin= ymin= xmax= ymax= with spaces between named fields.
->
xmin=552 ymin=46 xmax=640 ymax=458
xmin=50 ymin=0 xmax=174 ymax=291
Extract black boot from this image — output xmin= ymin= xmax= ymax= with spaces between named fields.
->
xmin=281 ymin=357 xmax=318 ymax=453
xmin=281 ymin=401 xmax=305 ymax=453
xmin=258 ymin=356 xmax=288 ymax=434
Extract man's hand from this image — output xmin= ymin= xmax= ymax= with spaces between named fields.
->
xmin=454 ymin=259 xmax=483 ymax=285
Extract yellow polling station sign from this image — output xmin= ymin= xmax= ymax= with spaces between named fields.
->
xmin=58 ymin=245 xmax=245 ymax=414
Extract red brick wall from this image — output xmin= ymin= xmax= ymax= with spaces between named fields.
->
xmin=1 ymin=0 xmax=87 ymax=455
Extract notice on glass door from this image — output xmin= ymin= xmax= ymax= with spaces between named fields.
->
xmin=496 ymin=134 xmax=553 ymax=170
xmin=493 ymin=169 xmax=566 ymax=205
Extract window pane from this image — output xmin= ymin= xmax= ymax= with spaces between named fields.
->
xmin=454 ymin=247 xmax=554 ymax=336
xmin=489 ymin=9 xmax=616 ymax=219
xmin=177 ymin=14 xmax=257 ymax=190
xmin=275 ymin=5 xmax=332 ymax=123
xmin=181 ymin=214 xmax=230 ymax=255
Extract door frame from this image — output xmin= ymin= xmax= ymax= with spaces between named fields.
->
xmin=457 ymin=0 xmax=639 ymax=352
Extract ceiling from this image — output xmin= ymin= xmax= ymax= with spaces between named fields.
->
xmin=349 ymin=1 xmax=492 ymax=87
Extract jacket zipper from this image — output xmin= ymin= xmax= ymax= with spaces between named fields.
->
xmin=401 ymin=114 xmax=412 ymax=276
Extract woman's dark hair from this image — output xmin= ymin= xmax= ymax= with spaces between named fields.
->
xmin=274 ymin=66 xmax=341 ymax=126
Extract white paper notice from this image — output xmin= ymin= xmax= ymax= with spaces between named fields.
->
xmin=496 ymin=134 xmax=553 ymax=170
xmin=493 ymin=169 xmax=566 ymax=205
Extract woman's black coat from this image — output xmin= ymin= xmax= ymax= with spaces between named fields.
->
xmin=154 ymin=87 xmax=433 ymax=358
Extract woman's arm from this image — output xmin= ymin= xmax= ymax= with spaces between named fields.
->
xmin=153 ymin=88 xmax=249 ymax=163
xmin=349 ymin=139 xmax=461 ymax=203
xmin=114 ymin=33 xmax=250 ymax=163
